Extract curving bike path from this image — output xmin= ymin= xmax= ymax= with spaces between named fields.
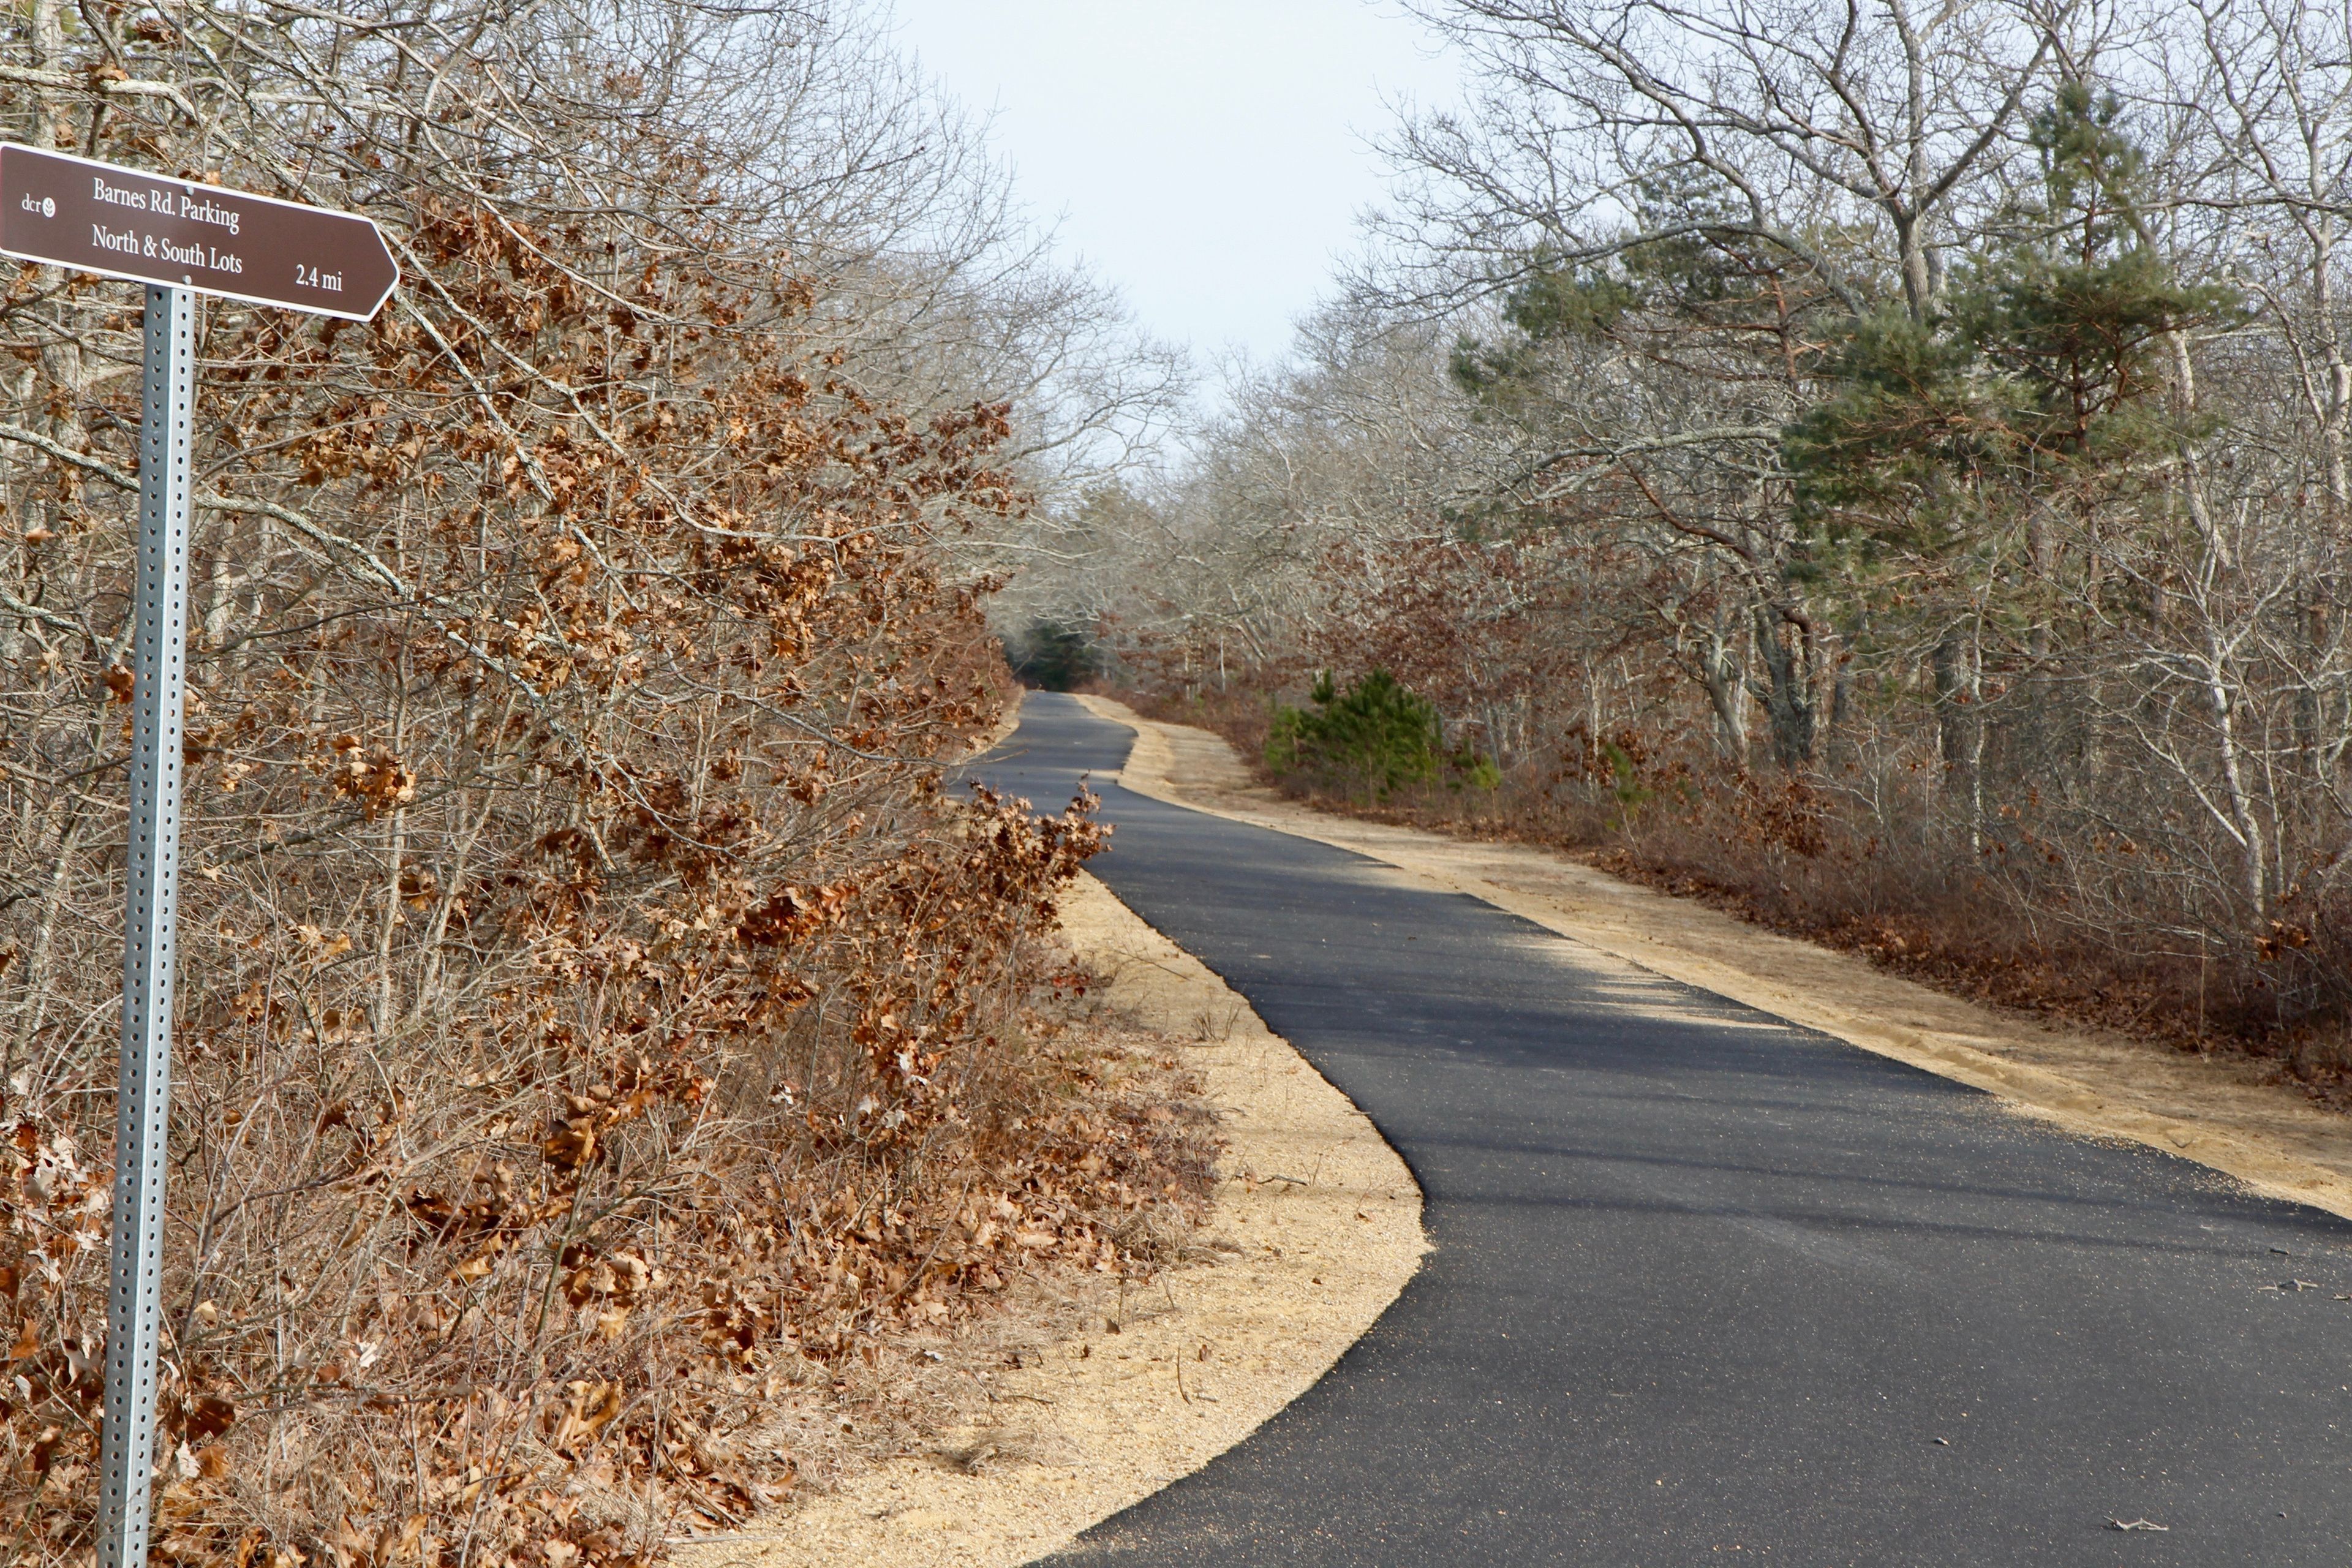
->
xmin=969 ymin=693 xmax=2352 ymax=1566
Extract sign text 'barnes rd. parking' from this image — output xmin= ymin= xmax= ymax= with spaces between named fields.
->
xmin=0 ymin=143 xmax=398 ymax=320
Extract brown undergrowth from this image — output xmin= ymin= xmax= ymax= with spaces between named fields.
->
xmin=1126 ymin=686 xmax=2352 ymax=1108
xmin=0 ymin=13 xmax=1218 ymax=1562
xmin=4 ymin=769 xmax=1221 ymax=1567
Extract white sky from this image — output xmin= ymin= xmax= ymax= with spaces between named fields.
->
xmin=886 ymin=1 xmax=1459 ymax=372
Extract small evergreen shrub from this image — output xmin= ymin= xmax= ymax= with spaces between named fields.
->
xmin=1265 ymin=669 xmax=1449 ymax=802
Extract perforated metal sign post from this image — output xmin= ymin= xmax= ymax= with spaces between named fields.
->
xmin=0 ymin=144 xmax=396 ymax=1568
xmin=97 ymin=284 xmax=194 ymax=1568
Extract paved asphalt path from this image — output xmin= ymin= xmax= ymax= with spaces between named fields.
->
xmin=965 ymin=693 xmax=2352 ymax=1566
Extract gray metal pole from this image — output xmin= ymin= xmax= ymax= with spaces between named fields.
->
xmin=97 ymin=285 xmax=196 ymax=1568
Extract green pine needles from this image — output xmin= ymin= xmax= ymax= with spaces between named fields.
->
xmin=1266 ymin=670 xmax=1496 ymax=802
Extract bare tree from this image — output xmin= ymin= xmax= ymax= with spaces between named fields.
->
xmin=1112 ymin=0 xmax=2352 ymax=1063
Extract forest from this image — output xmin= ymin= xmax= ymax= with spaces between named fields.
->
xmin=12 ymin=0 xmax=2352 ymax=1561
xmin=1041 ymin=0 xmax=2352 ymax=1085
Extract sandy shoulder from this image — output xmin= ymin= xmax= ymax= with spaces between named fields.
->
xmin=676 ymin=870 xmax=1427 ymax=1568
xmin=1077 ymin=693 xmax=2352 ymax=1225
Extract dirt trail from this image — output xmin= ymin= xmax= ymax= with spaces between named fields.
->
xmin=677 ymin=871 xmax=1425 ymax=1568
xmin=1077 ymin=693 xmax=2352 ymax=1225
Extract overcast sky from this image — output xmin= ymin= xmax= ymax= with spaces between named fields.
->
xmin=886 ymin=1 xmax=1459 ymax=372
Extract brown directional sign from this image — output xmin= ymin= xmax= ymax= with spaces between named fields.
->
xmin=0 ymin=144 xmax=397 ymax=320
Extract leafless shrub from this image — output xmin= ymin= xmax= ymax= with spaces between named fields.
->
xmin=0 ymin=4 xmax=1213 ymax=1562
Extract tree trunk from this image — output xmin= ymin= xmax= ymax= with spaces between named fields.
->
xmin=1753 ymin=606 xmax=1817 ymax=769
xmin=1698 ymin=625 xmax=1752 ymax=772
xmin=1932 ymin=627 xmax=1983 ymax=848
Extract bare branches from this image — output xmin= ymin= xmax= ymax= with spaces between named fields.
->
xmin=0 ymin=4 xmax=1161 ymax=1561
xmin=1096 ymin=0 xmax=2352 ymax=1069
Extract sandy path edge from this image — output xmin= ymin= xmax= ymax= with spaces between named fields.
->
xmin=1076 ymin=693 xmax=2352 ymax=1227
xmin=674 ymin=870 xmax=1428 ymax=1568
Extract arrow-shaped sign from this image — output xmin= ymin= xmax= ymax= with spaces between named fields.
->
xmin=0 ymin=144 xmax=397 ymax=320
